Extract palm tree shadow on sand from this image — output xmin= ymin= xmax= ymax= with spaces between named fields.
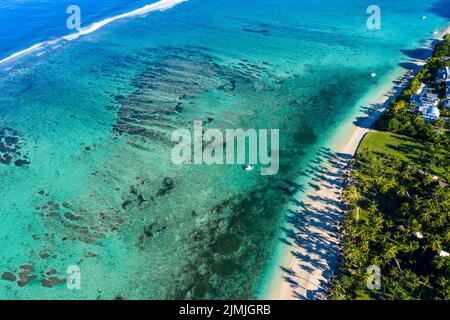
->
xmin=275 ymin=35 xmax=446 ymax=298
xmin=277 ymin=147 xmax=351 ymax=299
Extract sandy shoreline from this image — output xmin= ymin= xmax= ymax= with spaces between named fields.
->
xmin=263 ymin=24 xmax=450 ymax=300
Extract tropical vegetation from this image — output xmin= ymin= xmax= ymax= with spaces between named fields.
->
xmin=331 ymin=35 xmax=450 ymax=300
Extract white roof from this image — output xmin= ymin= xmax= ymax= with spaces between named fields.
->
xmin=439 ymin=250 xmax=449 ymax=257
xmin=426 ymin=107 xmax=440 ymax=117
xmin=416 ymin=83 xmax=426 ymax=95
xmin=414 ymin=232 xmax=424 ymax=239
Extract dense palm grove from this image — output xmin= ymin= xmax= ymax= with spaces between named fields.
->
xmin=332 ymin=36 xmax=450 ymax=299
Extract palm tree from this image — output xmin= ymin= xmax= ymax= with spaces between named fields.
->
xmin=436 ymin=277 xmax=450 ymax=299
xmin=429 ymin=236 xmax=442 ymax=252
xmin=367 ymin=201 xmax=378 ymax=215
xmin=434 ymin=257 xmax=447 ymax=270
xmin=371 ymin=214 xmax=384 ymax=234
xmin=396 ymin=185 xmax=408 ymax=198
xmin=385 ymin=245 xmax=398 ymax=260
xmin=380 ymin=179 xmax=391 ymax=194
xmin=420 ymin=210 xmax=433 ymax=224
xmin=344 ymin=185 xmax=359 ymax=206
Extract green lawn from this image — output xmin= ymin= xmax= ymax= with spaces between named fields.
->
xmin=356 ymin=131 xmax=447 ymax=176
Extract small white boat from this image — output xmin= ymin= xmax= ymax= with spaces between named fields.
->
xmin=422 ymin=16 xmax=427 ymax=20
xmin=243 ymin=165 xmax=254 ymax=171
xmin=370 ymin=72 xmax=377 ymax=78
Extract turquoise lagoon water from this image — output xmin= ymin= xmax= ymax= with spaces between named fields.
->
xmin=0 ymin=0 xmax=448 ymax=299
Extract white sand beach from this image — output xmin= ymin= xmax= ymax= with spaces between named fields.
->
xmin=263 ymin=24 xmax=450 ymax=300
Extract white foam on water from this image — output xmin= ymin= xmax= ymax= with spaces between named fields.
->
xmin=0 ymin=0 xmax=188 ymax=65
xmin=0 ymin=42 xmax=45 ymax=64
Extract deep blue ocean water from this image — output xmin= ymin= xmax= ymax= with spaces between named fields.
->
xmin=0 ymin=0 xmax=157 ymax=61
xmin=0 ymin=0 xmax=448 ymax=299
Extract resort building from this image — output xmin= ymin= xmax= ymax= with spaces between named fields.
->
xmin=411 ymin=84 xmax=438 ymax=107
xmin=436 ymin=67 xmax=450 ymax=98
xmin=436 ymin=67 xmax=450 ymax=82
xmin=410 ymin=83 xmax=441 ymax=122
xmin=416 ymin=83 xmax=426 ymax=96
xmin=444 ymin=98 xmax=450 ymax=109
xmin=411 ymin=83 xmax=427 ymax=102
xmin=422 ymin=106 xmax=440 ymax=123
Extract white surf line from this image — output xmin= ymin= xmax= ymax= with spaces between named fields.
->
xmin=0 ymin=0 xmax=188 ymax=65
xmin=0 ymin=42 xmax=46 ymax=64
